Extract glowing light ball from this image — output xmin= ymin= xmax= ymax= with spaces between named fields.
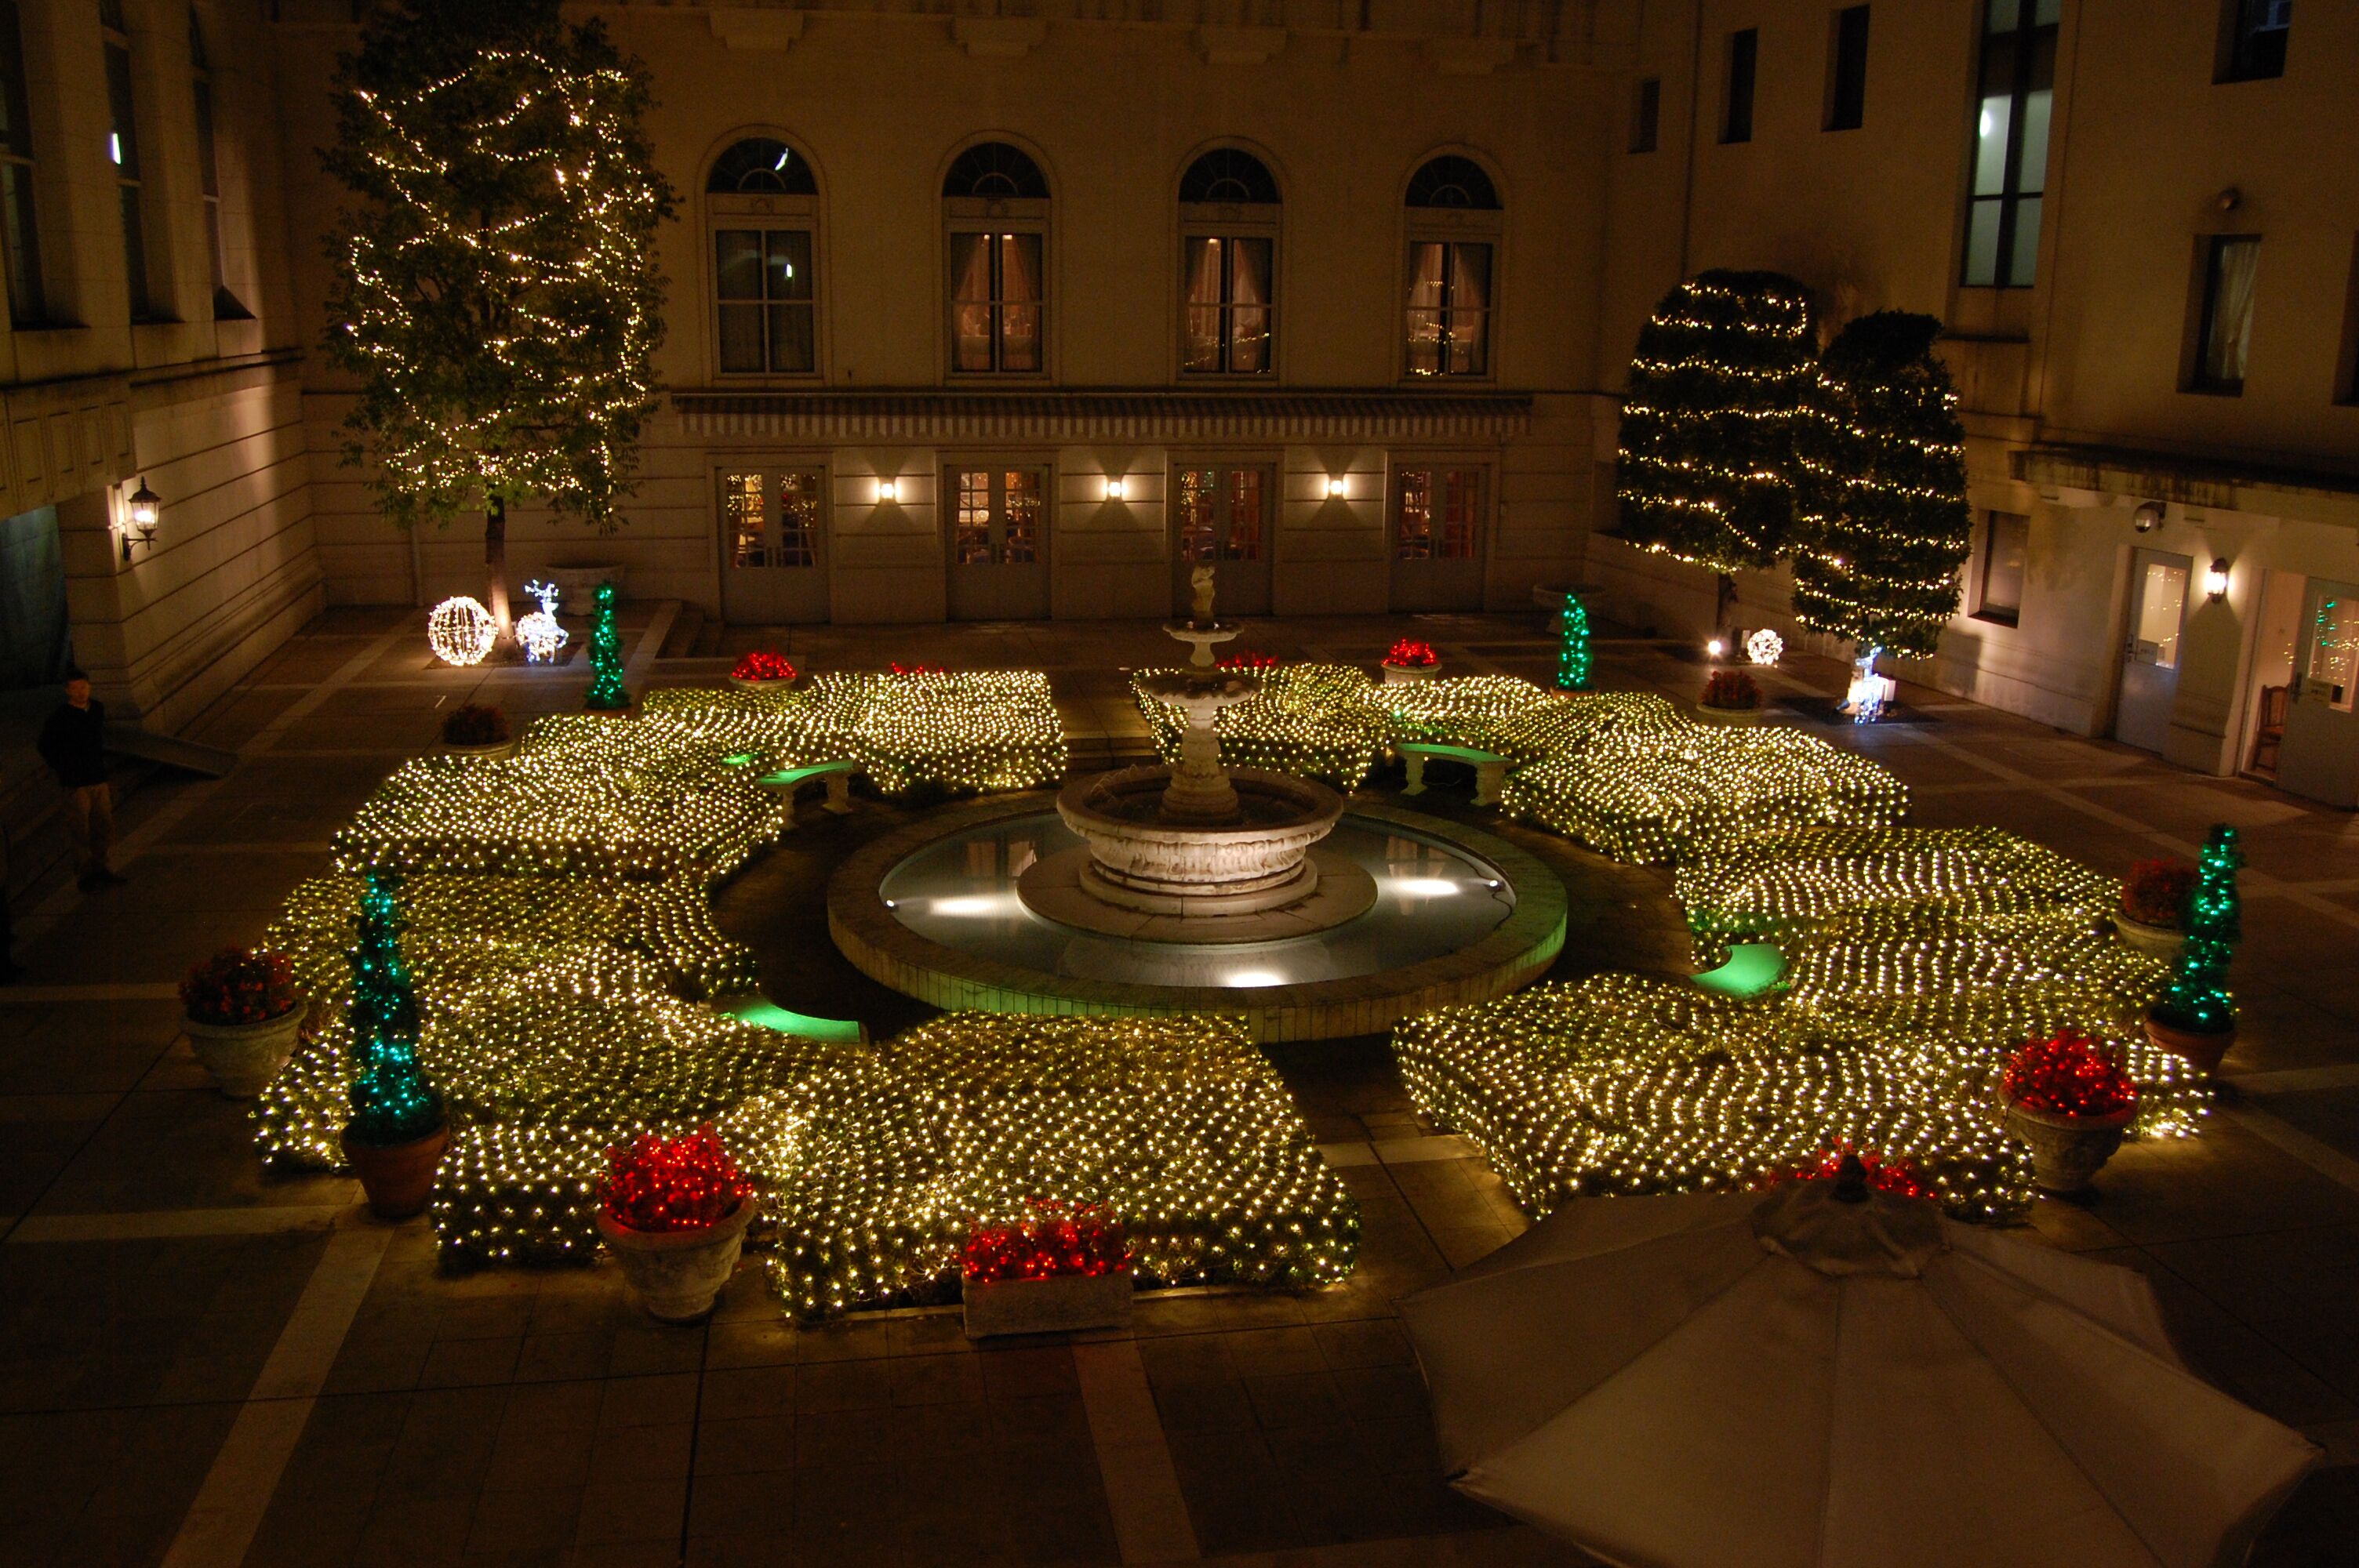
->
xmin=515 ymin=580 xmax=568 ymax=664
xmin=429 ymin=596 xmax=497 ymax=666
xmin=1747 ymin=629 xmax=1785 ymax=666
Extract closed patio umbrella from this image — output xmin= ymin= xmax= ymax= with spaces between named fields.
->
xmin=1399 ymin=1162 xmax=2317 ymax=1568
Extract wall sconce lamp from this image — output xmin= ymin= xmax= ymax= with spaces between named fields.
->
xmin=119 ymin=476 xmax=161 ymax=561
xmin=1104 ymin=477 xmax=1128 ymax=502
xmin=1325 ymin=476 xmax=1347 ymax=499
xmin=2205 ymin=557 xmax=2231 ymax=601
xmin=874 ymin=477 xmax=900 ymax=505
xmin=2131 ymin=500 xmax=2165 ymax=533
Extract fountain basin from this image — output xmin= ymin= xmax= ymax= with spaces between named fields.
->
xmin=1051 ymin=765 xmax=1343 ymax=918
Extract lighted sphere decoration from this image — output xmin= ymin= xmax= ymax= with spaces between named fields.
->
xmin=428 ymin=596 xmax=497 ymax=666
xmin=1746 ymin=629 xmax=1785 ymax=667
xmin=515 ymin=579 xmax=569 ymax=664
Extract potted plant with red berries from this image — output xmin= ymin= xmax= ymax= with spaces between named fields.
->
xmin=440 ymin=702 xmax=514 ymax=760
xmin=1997 ymin=1029 xmax=2139 ymax=1194
xmin=597 ymin=1125 xmax=757 ymax=1322
xmin=1380 ymin=637 xmax=1441 ymax=685
xmin=961 ymin=1200 xmax=1134 ymax=1338
xmin=179 ymin=947 xmax=304 ymax=1097
xmin=729 ymin=649 xmax=798 ymax=691
xmin=2145 ymin=824 xmax=2242 ymax=1075
xmin=1695 ymin=668 xmax=1764 ymax=726
xmin=2114 ymin=857 xmax=2196 ymax=963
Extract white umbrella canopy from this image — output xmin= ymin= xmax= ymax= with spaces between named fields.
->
xmin=1399 ymin=1166 xmax=2317 ymax=1568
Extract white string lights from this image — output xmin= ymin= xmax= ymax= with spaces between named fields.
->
xmin=427 ymin=596 xmax=498 ymax=666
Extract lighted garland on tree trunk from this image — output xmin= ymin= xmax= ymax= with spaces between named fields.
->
xmin=1612 ymin=270 xmax=1816 ymax=576
xmin=583 ymin=581 xmax=631 ymax=711
xmin=322 ymin=0 xmax=677 ymax=654
xmin=2152 ymin=824 xmax=2241 ymax=1035
xmin=347 ymin=868 xmax=443 ymax=1146
xmin=1555 ymin=591 xmax=1593 ymax=691
xmin=1790 ymin=310 xmax=1972 ymax=674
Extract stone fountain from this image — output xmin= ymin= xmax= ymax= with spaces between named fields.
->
xmin=1016 ymin=567 xmax=1375 ymax=941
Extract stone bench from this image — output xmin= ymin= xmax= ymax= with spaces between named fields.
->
xmin=756 ymin=758 xmax=859 ymax=826
xmin=1395 ymin=742 xmax=1512 ymax=807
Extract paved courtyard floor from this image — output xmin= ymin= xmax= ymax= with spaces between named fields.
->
xmin=3 ymin=604 xmax=2358 ymax=1566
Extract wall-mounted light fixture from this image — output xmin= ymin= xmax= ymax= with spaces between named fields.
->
xmin=1104 ymin=477 xmax=1128 ymax=501
xmin=2205 ymin=557 xmax=2231 ymax=601
xmin=1706 ymin=637 xmax=1726 ymax=660
xmin=874 ymin=477 xmax=900 ymax=504
xmin=1325 ymin=477 xmax=1347 ymax=499
xmin=118 ymin=476 xmax=161 ymax=562
xmin=2132 ymin=500 xmax=2165 ymax=533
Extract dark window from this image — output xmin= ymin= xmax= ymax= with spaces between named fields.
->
xmin=1181 ymin=236 xmax=1272 ymax=374
xmin=2339 ymin=236 xmax=2359 ymax=406
xmin=714 ymin=229 xmax=813 ymax=374
xmin=2219 ymin=0 xmax=2292 ymax=82
xmin=1405 ymin=155 xmax=1499 ymax=211
xmin=1179 ymin=148 xmax=1278 ymax=205
xmin=1404 ymin=241 xmax=1490 ymax=376
xmin=1826 ymin=6 xmax=1870 ymax=131
xmin=0 ymin=0 xmax=41 ymax=325
xmin=949 ymin=231 xmax=1042 ymax=373
xmin=191 ymin=13 xmax=245 ymax=319
xmin=707 ymin=137 xmax=817 ymax=195
xmin=2192 ymin=235 xmax=2260 ymax=394
xmin=1975 ymin=510 xmax=2028 ymax=625
xmin=103 ymin=21 xmax=152 ymax=320
xmin=1394 ymin=470 xmax=1484 ymax=561
xmin=943 ymin=142 xmax=1048 ymax=201
xmin=1963 ymin=0 xmax=2058 ymax=288
xmin=1630 ymin=77 xmax=1661 ymax=154
xmin=1721 ymin=29 xmax=1757 ymax=143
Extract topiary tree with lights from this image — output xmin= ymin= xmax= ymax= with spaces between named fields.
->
xmin=346 ymin=867 xmax=442 ymax=1147
xmin=583 ymin=580 xmax=630 ymax=711
xmin=2150 ymin=824 xmax=2241 ymax=1040
xmin=1614 ymin=270 xmax=1816 ymax=629
xmin=1555 ymin=590 xmax=1593 ymax=691
xmin=1790 ymin=311 xmax=1972 ymax=677
xmin=322 ymin=0 xmax=677 ymax=656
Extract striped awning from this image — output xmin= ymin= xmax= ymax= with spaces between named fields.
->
xmin=673 ymin=388 xmax=1534 ymax=442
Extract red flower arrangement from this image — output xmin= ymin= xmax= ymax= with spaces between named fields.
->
xmin=601 ymin=1125 xmax=754 ymax=1232
xmin=1776 ymin=1145 xmax=1932 ymax=1200
xmin=180 ymin=948 xmax=299 ymax=1026
xmin=2000 ymin=1029 xmax=2139 ymax=1120
xmin=961 ymin=1200 xmax=1131 ymax=1283
xmin=1382 ymin=637 xmax=1439 ymax=669
xmin=2120 ymin=857 xmax=2197 ymax=928
xmin=731 ymin=649 xmax=797 ymax=683
xmin=1218 ymin=649 xmax=1280 ymax=671
xmin=889 ymin=661 xmax=947 ymax=676
xmin=1700 ymin=669 xmax=1761 ymax=710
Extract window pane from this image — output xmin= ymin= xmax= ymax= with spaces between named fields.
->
xmin=1446 ymin=245 xmax=1491 ymax=374
xmin=776 ymin=472 xmax=821 ymax=567
xmin=1971 ymin=96 xmax=2012 ymax=195
xmin=1002 ymin=470 xmax=1041 ymax=564
xmin=950 ymin=232 xmax=992 ymax=303
xmin=768 ymin=302 xmax=814 ymax=373
xmin=1985 ymin=0 xmax=2020 ymax=31
xmin=1230 ymin=238 xmax=1271 ymax=371
xmin=1395 ymin=470 xmax=1434 ymax=559
xmin=1176 ymin=470 xmax=1216 ymax=562
xmin=1723 ymin=28 xmax=1757 ymax=143
xmin=998 ymin=303 xmax=1041 ymax=372
xmin=2 ymin=163 xmax=41 ymax=323
xmin=765 ymin=230 xmax=812 ymax=301
xmin=105 ymin=45 xmax=140 ymax=176
xmin=999 ymin=234 xmax=1041 ymax=304
xmin=193 ymin=80 xmax=220 ymax=196
xmin=1229 ymin=305 xmax=1270 ymax=372
xmin=2137 ymin=561 xmax=2187 ymax=669
xmin=2014 ymin=86 xmax=2052 ymax=196
xmin=119 ymin=186 xmax=147 ymax=318
xmin=723 ymin=472 xmax=767 ymax=567
xmin=2006 ymin=195 xmax=2042 ymax=288
xmin=1979 ymin=510 xmax=2027 ymax=619
xmin=714 ymin=230 xmax=763 ymax=301
xmin=717 ymin=303 xmax=764 ymax=372
xmin=2201 ymin=238 xmax=2259 ymax=389
xmin=1226 ymin=470 xmax=1264 ymax=561
xmin=1440 ymin=471 xmax=1481 ymax=559
xmin=1827 ymin=5 xmax=1870 ymax=132
xmin=1405 ymin=242 xmax=1445 ymax=310
xmin=1183 ymin=236 xmax=1222 ymax=304
xmin=1962 ymin=199 xmax=2003 ymax=287
xmin=0 ymin=2 xmax=33 ymax=158
xmin=954 ymin=470 xmax=992 ymax=564
xmin=1182 ymin=307 xmax=1223 ymax=372
xmin=1405 ymin=244 xmax=1445 ymax=373
xmin=2305 ymin=588 xmax=2356 ymax=709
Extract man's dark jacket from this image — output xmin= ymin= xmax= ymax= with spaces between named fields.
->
xmin=38 ymin=701 xmax=107 ymax=789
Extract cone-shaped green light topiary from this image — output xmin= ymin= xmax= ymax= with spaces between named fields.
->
xmin=346 ymin=867 xmax=443 ymax=1145
xmin=584 ymin=580 xmax=631 ymax=711
xmin=1613 ymin=270 xmax=1816 ymax=574
xmin=2153 ymin=823 xmax=2241 ymax=1036
xmin=1790 ymin=310 xmax=1972 ymax=661
xmin=1556 ymin=591 xmax=1593 ymax=691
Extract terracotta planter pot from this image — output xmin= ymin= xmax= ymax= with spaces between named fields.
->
xmin=343 ymin=1122 xmax=449 ymax=1220
xmin=2002 ymin=1099 xmax=2135 ymax=1194
xmin=1692 ymin=702 xmax=1763 ymax=726
xmin=2110 ymin=913 xmax=2186 ymax=964
xmin=2145 ymin=1012 xmax=2237 ymax=1076
xmin=183 ymin=1007 xmax=303 ymax=1098
xmin=442 ymin=738 xmax=516 ymax=762
xmin=963 ymin=1270 xmax=1134 ymax=1338
xmin=598 ymin=1199 xmax=755 ymax=1323
xmin=1382 ymin=662 xmax=1441 ymax=684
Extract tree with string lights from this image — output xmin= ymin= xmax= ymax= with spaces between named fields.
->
xmin=1790 ymin=310 xmax=1972 ymax=674
xmin=1614 ymin=270 xmax=1816 ymax=630
xmin=322 ymin=0 xmax=676 ymax=656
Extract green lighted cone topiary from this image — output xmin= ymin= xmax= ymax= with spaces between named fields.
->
xmin=1556 ymin=591 xmax=1592 ymax=691
xmin=343 ymin=867 xmax=447 ymax=1215
xmin=583 ymin=580 xmax=631 ymax=711
xmin=2146 ymin=823 xmax=2241 ymax=1074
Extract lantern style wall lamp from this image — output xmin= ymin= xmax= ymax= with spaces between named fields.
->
xmin=2205 ymin=558 xmax=2231 ymax=602
xmin=118 ymin=476 xmax=162 ymax=562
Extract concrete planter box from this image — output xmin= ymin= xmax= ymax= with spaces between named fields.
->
xmin=1382 ymin=662 xmax=1441 ymax=685
xmin=1692 ymin=702 xmax=1764 ymax=726
xmin=442 ymin=738 xmax=517 ymax=762
xmin=183 ymin=1007 xmax=303 ymax=1098
xmin=963 ymin=1271 xmax=1134 ymax=1338
xmin=2111 ymin=913 xmax=2186 ymax=964
xmin=2002 ymin=1099 xmax=2135 ymax=1194
xmin=598 ymin=1200 xmax=754 ymax=1322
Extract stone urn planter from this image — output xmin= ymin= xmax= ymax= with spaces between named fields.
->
xmin=343 ymin=1122 xmax=449 ymax=1220
xmin=963 ymin=1270 xmax=1134 ymax=1338
xmin=2145 ymin=1013 xmax=2237 ymax=1076
xmin=598 ymin=1199 xmax=754 ymax=1322
xmin=442 ymin=737 xmax=517 ymax=762
xmin=2110 ymin=913 xmax=2186 ymax=964
xmin=184 ymin=1008 xmax=304 ymax=1098
xmin=729 ymin=675 xmax=798 ymax=694
xmin=1382 ymin=661 xmax=1441 ymax=685
xmin=2002 ymin=1100 xmax=2136 ymax=1195
xmin=1692 ymin=702 xmax=1764 ymax=727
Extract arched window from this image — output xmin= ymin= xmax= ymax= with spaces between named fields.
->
xmin=1402 ymin=155 xmax=1500 ymax=378
xmin=943 ymin=142 xmax=1048 ymax=375
xmin=1178 ymin=148 xmax=1278 ymax=376
xmin=707 ymin=136 xmax=819 ymax=376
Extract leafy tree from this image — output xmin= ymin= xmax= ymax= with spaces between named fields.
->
xmin=322 ymin=0 xmax=676 ymax=653
xmin=1790 ymin=311 xmax=1972 ymax=662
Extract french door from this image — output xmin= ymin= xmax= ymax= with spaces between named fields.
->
xmin=946 ymin=464 xmax=1050 ymax=620
xmin=2114 ymin=548 xmax=2190 ymax=753
xmin=1389 ymin=464 xmax=1486 ymax=612
xmin=1170 ymin=464 xmax=1272 ymax=618
xmin=718 ymin=466 xmax=829 ymax=623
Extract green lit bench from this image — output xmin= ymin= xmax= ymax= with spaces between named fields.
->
xmin=756 ymin=758 xmax=860 ymax=824
xmin=1395 ymin=742 xmax=1512 ymax=807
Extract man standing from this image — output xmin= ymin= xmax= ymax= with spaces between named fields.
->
xmin=38 ymin=668 xmax=122 ymax=893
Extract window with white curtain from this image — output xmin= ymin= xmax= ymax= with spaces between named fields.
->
xmin=1179 ymin=148 xmax=1278 ymax=375
xmin=2194 ymin=235 xmax=2259 ymax=394
xmin=1402 ymin=156 xmax=1499 ymax=379
xmin=707 ymin=137 xmax=820 ymax=376
xmin=943 ymin=143 xmax=1049 ymax=376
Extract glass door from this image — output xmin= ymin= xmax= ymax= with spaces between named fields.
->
xmin=1170 ymin=464 xmax=1271 ymax=618
xmin=945 ymin=465 xmax=1050 ymax=620
xmin=718 ymin=467 xmax=829 ymax=624
xmin=2277 ymin=578 xmax=2359 ymax=808
xmin=2114 ymin=548 xmax=2189 ymax=753
xmin=1389 ymin=465 xmax=1486 ymax=612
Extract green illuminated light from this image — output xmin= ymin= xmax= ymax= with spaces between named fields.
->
xmin=1692 ymin=942 xmax=1787 ymax=999
xmin=718 ymin=994 xmax=867 ymax=1044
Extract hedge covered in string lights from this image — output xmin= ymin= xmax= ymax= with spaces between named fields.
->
xmin=1132 ymin=662 xmax=1390 ymax=786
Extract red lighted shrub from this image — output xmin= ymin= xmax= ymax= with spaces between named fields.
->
xmin=2120 ymin=858 xmax=2197 ymax=928
xmin=180 ymin=948 xmax=300 ymax=1026
xmin=1218 ymin=649 xmax=1280 ymax=671
xmin=731 ymin=649 xmax=797 ymax=683
xmin=1779 ymin=1146 xmax=1931 ymax=1200
xmin=961 ymin=1201 xmax=1131 ymax=1283
xmin=889 ymin=662 xmax=947 ymax=676
xmin=1383 ymin=637 xmax=1439 ymax=669
xmin=2001 ymin=1030 xmax=2139 ymax=1120
xmin=602 ymin=1126 xmax=754 ymax=1232
xmin=1701 ymin=669 xmax=1761 ymax=710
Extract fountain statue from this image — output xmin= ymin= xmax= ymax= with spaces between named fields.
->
xmin=1017 ymin=567 xmax=1370 ymax=938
